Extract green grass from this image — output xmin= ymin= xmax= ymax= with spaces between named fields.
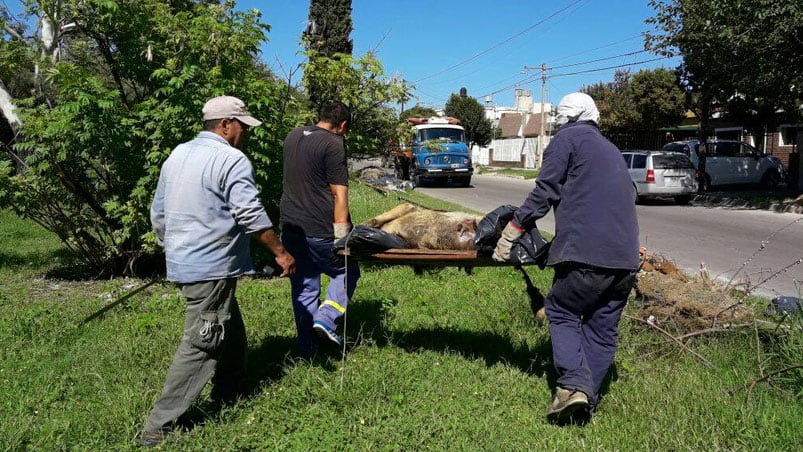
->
xmin=477 ymin=167 xmax=539 ymax=180
xmin=1 ymin=188 xmax=802 ymax=450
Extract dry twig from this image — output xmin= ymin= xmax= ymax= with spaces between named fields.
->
xmin=727 ymin=365 xmax=803 ymax=398
xmin=624 ymin=314 xmax=715 ymax=368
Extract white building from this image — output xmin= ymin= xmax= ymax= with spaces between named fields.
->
xmin=473 ymin=89 xmax=553 ymax=169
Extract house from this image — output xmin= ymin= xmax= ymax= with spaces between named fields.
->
xmin=474 ymin=89 xmax=553 ymax=169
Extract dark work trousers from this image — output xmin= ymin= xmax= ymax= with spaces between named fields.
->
xmin=281 ymin=228 xmax=360 ymax=357
xmin=144 ymin=278 xmax=246 ymax=433
xmin=545 ymin=263 xmax=636 ymax=410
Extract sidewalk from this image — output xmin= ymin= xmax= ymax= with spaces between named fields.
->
xmin=692 ymin=188 xmax=803 ymax=214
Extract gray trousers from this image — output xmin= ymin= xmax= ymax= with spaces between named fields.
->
xmin=144 ymin=278 xmax=246 ymax=433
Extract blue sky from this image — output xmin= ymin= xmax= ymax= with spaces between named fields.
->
xmin=248 ymin=0 xmax=681 ymax=109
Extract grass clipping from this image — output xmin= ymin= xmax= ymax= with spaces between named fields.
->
xmin=634 ymin=252 xmax=755 ymax=329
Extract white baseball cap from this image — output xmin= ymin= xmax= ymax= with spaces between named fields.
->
xmin=202 ymin=95 xmax=262 ymax=127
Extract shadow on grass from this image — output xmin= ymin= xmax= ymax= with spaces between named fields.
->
xmin=345 ymin=297 xmax=620 ymax=418
xmin=0 ymin=248 xmax=73 ymax=272
xmin=345 ymin=298 xmax=555 ymax=381
xmin=175 ymin=334 xmax=301 ymax=432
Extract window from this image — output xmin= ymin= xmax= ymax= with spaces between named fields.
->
xmin=779 ymin=126 xmax=800 ymax=147
xmin=622 ymin=153 xmax=633 ymax=167
xmin=713 ymin=142 xmax=738 ymax=157
xmin=739 ymin=143 xmax=758 ymax=157
xmin=632 ymin=154 xmax=647 ymax=169
xmin=654 ymin=154 xmax=694 ymax=169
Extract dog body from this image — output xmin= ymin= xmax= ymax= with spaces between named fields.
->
xmin=364 ymin=203 xmax=481 ymax=250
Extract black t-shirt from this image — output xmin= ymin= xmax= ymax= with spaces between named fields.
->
xmin=280 ymin=125 xmax=349 ymax=238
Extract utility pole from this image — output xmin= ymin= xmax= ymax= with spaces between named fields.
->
xmin=537 ymin=63 xmax=547 ymax=169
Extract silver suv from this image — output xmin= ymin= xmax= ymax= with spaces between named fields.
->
xmin=661 ymin=140 xmax=785 ymax=190
xmin=622 ymin=151 xmax=697 ymax=204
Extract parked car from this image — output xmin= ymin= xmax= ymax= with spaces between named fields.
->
xmin=661 ymin=140 xmax=785 ymax=190
xmin=621 ymin=150 xmax=698 ymax=204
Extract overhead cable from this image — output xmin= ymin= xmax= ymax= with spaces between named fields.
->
xmin=412 ymin=0 xmax=586 ymax=84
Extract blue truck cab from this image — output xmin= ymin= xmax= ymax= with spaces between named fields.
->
xmin=393 ymin=117 xmax=473 ymax=187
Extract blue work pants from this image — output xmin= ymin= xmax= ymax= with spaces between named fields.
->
xmin=281 ymin=229 xmax=360 ymax=356
xmin=545 ymin=263 xmax=635 ymax=409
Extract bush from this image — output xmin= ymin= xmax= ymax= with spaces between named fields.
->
xmin=0 ymin=1 xmax=305 ymax=276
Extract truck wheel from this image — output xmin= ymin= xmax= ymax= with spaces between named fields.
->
xmin=410 ymin=163 xmax=422 ymax=187
xmin=459 ymin=176 xmax=471 ymax=187
xmin=395 ymin=161 xmax=409 ymax=180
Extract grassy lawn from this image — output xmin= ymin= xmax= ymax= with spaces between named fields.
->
xmin=1 ymin=184 xmax=801 ymax=450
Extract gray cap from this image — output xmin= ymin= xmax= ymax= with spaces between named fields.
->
xmin=202 ymin=95 xmax=262 ymax=127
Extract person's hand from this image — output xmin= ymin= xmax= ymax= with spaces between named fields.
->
xmin=492 ymin=222 xmax=524 ymax=262
xmin=274 ymin=250 xmax=296 ymax=277
xmin=334 ymin=222 xmax=352 ymax=241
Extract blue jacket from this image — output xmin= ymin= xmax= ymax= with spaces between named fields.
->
xmin=513 ymin=121 xmax=639 ymax=270
xmin=151 ymin=132 xmax=273 ymax=283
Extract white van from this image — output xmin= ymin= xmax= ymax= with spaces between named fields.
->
xmin=661 ymin=140 xmax=785 ymax=190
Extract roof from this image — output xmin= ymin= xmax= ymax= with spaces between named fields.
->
xmin=523 ymin=114 xmax=542 ymax=137
xmin=498 ymin=113 xmax=522 ymax=138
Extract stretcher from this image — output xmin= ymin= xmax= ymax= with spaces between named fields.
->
xmin=339 ymin=248 xmax=515 ymax=267
xmin=338 ymin=247 xmax=547 ymax=316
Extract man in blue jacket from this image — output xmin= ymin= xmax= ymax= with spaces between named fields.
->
xmin=141 ymin=96 xmax=295 ymax=446
xmin=493 ymin=92 xmax=639 ymax=423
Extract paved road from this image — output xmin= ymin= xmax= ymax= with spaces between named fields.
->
xmin=415 ymin=174 xmax=803 ymax=299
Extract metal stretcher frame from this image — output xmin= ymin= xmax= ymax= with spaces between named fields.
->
xmin=339 ymin=248 xmax=534 ymax=267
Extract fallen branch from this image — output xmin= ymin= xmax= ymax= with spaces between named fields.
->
xmin=624 ymin=314 xmax=716 ymax=368
xmin=79 ymin=279 xmax=159 ymax=326
xmin=727 ymin=365 xmax=803 ymax=397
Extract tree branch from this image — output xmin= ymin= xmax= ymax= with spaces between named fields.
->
xmin=727 ymin=365 xmax=803 ymax=397
xmin=624 ymin=314 xmax=716 ymax=368
xmin=3 ymin=23 xmax=24 ymax=41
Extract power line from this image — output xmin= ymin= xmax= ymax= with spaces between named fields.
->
xmin=548 ymin=33 xmax=644 ymax=64
xmin=479 ymin=55 xmax=673 ymax=99
xmin=550 ymin=56 xmax=671 ymax=78
xmin=412 ymin=0 xmax=586 ymax=84
xmin=550 ymin=49 xmax=650 ymax=70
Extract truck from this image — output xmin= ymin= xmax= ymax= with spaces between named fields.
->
xmin=391 ymin=116 xmax=473 ymax=187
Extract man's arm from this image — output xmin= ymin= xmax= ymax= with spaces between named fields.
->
xmin=330 ymin=183 xmax=350 ymax=240
xmin=512 ymin=135 xmax=570 ymax=229
xmin=254 ymin=228 xmax=295 ymax=277
xmin=150 ymin=170 xmax=166 ymax=245
xmin=330 ymin=184 xmax=349 ymax=223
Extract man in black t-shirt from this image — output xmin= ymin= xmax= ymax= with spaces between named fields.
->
xmin=280 ymin=101 xmax=360 ymax=356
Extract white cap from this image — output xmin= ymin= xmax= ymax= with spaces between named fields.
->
xmin=202 ymin=96 xmax=262 ymax=127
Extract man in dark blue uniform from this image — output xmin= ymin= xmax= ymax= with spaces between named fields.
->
xmin=493 ymin=92 xmax=639 ymax=423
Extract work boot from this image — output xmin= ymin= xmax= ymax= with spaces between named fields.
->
xmin=139 ymin=430 xmax=168 ymax=448
xmin=547 ymin=387 xmax=589 ymax=422
xmin=312 ymin=320 xmax=342 ymax=347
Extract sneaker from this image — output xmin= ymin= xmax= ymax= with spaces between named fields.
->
xmin=139 ymin=430 xmax=167 ymax=447
xmin=547 ymin=387 xmax=589 ymax=422
xmin=313 ymin=320 xmax=342 ymax=346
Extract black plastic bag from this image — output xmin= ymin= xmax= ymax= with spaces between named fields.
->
xmin=333 ymin=225 xmax=408 ymax=256
xmin=473 ymin=205 xmax=550 ymax=268
xmin=766 ymin=296 xmax=801 ymax=317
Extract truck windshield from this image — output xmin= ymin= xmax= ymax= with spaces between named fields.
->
xmin=419 ymin=128 xmax=464 ymax=142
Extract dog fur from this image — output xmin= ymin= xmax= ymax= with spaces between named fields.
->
xmin=364 ymin=203 xmax=481 ymax=250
